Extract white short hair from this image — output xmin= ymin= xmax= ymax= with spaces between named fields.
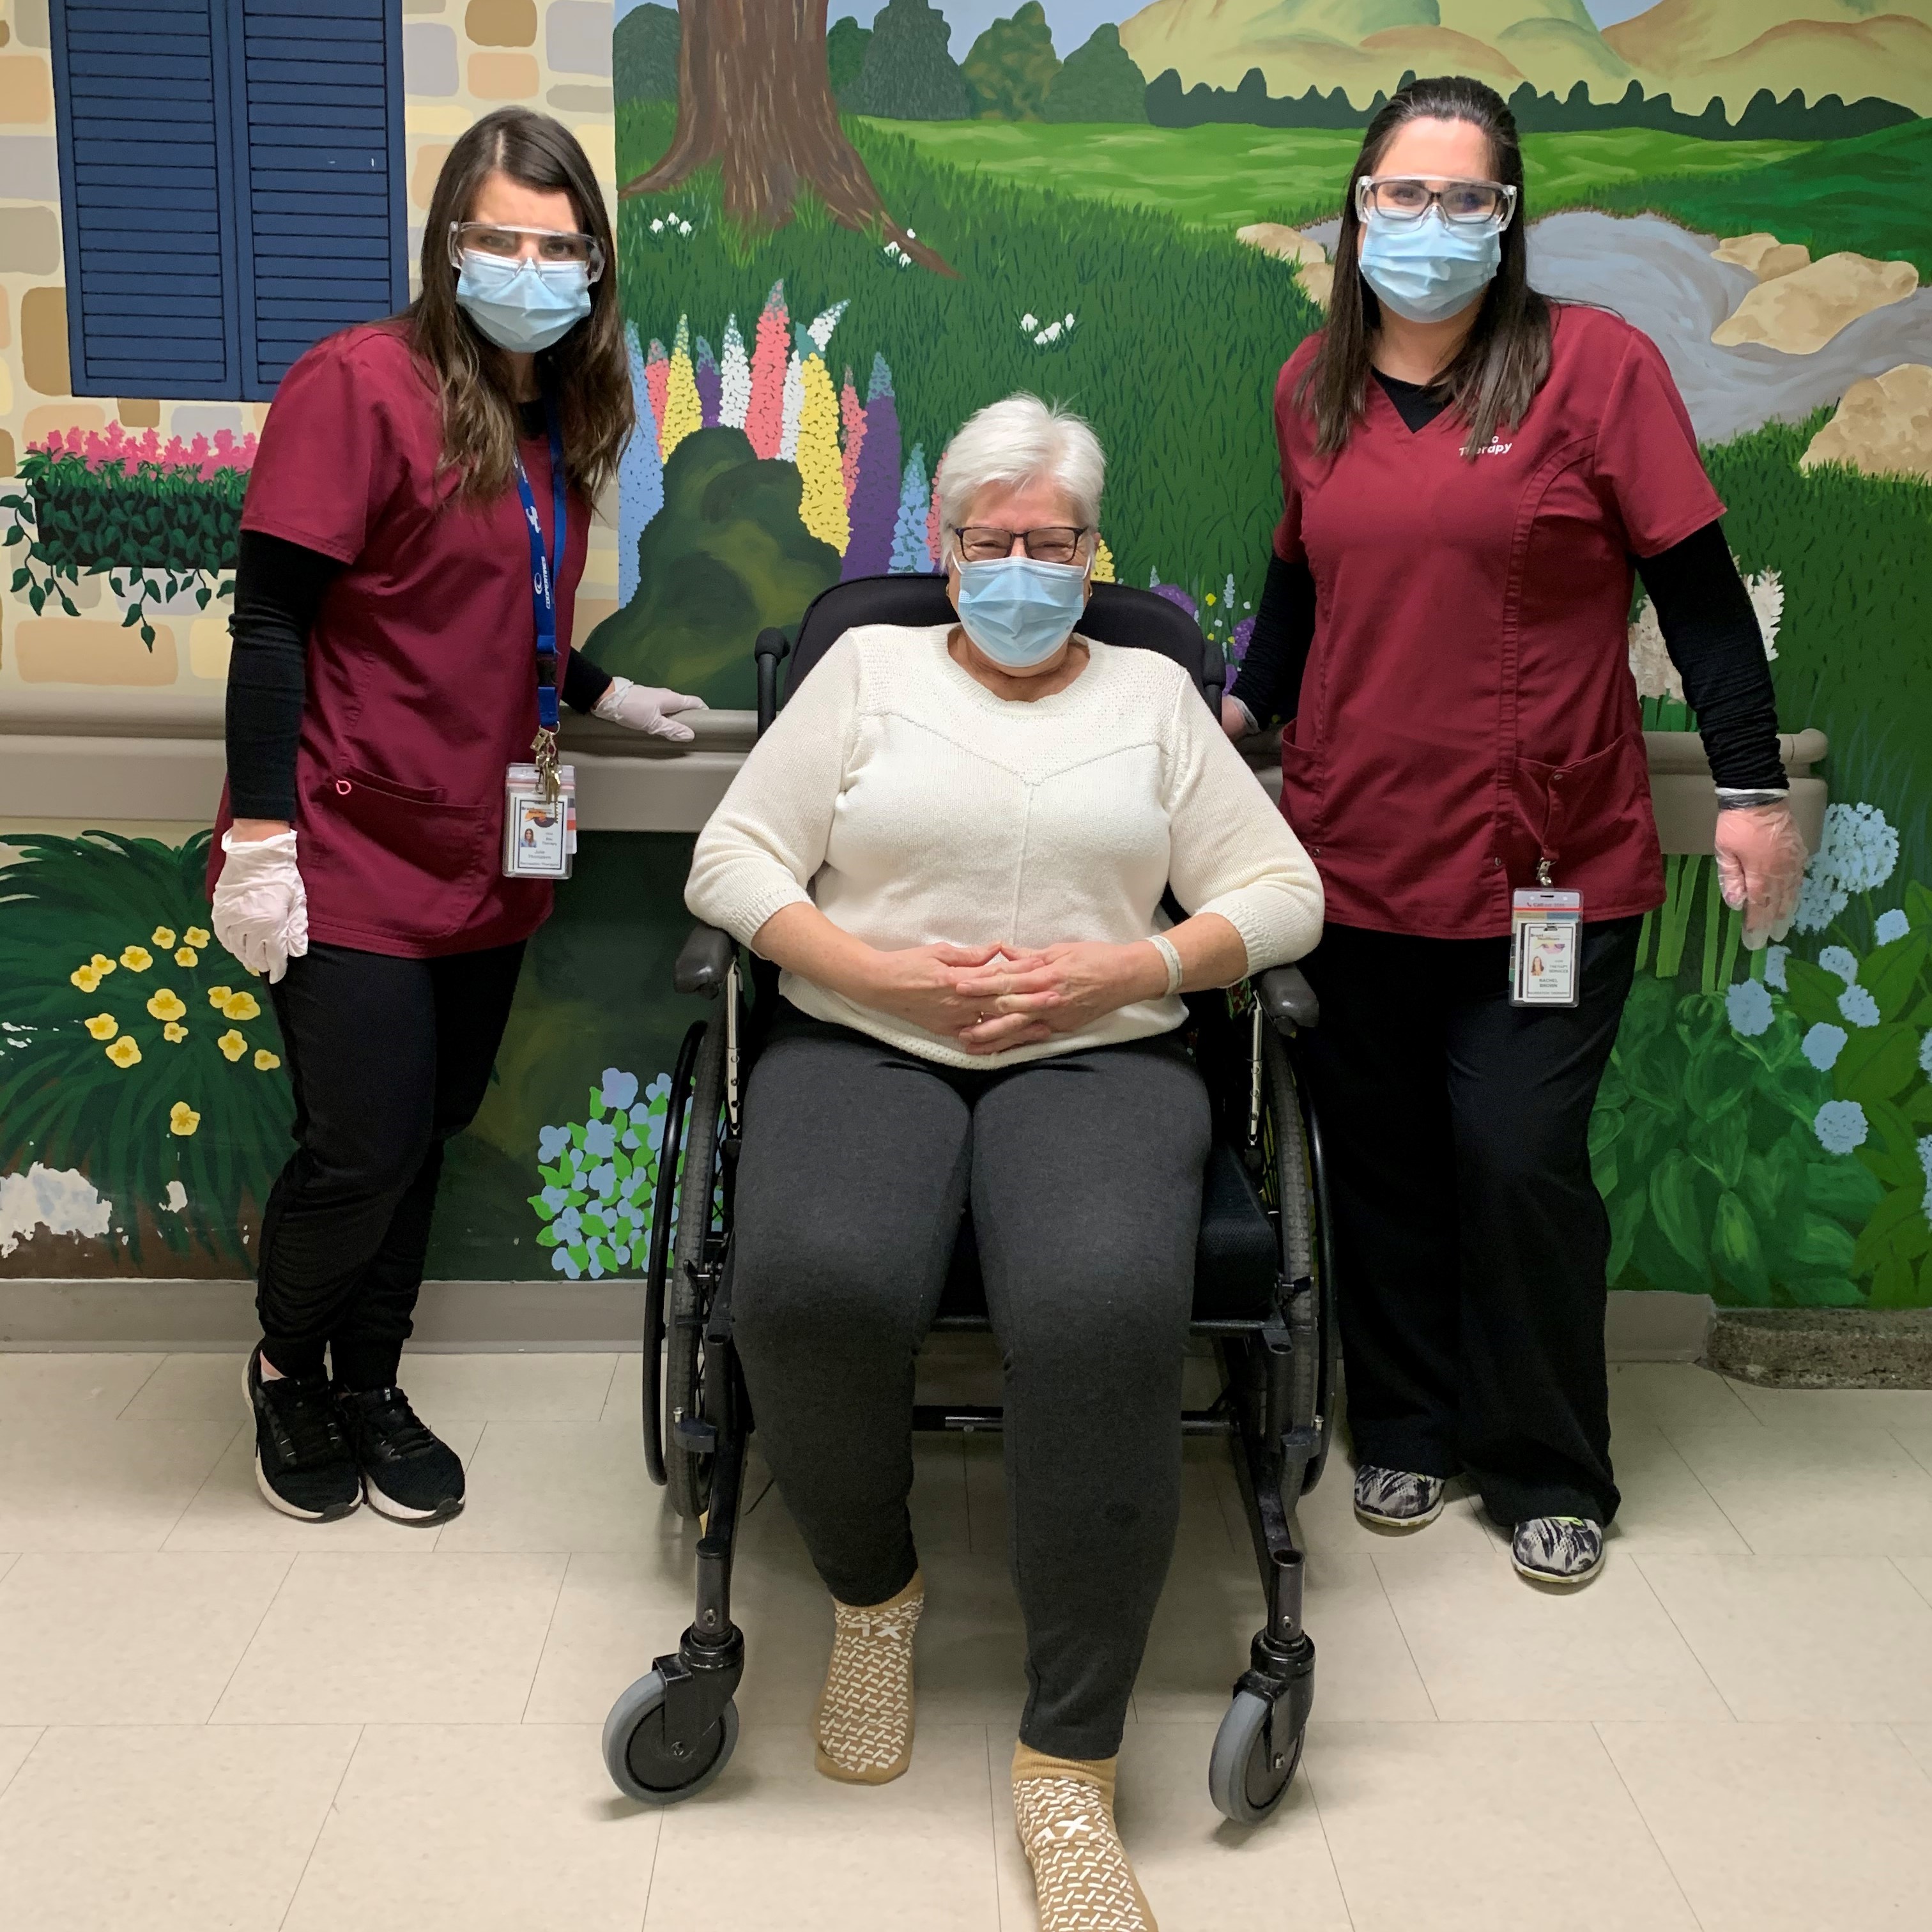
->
xmin=937 ymin=394 xmax=1105 ymax=541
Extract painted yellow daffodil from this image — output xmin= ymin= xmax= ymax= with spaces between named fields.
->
xmin=164 ymin=1022 xmax=188 ymax=1043
xmin=221 ymin=991 xmax=261 ymax=1022
xmin=70 ymin=964 xmax=102 ymax=992
xmin=254 ymin=1049 xmax=281 ymax=1071
xmin=169 ymin=1101 xmax=201 ymax=1137
xmin=174 ymin=946 xmax=199 ymax=967
xmin=146 ymin=988 xmax=187 ymax=1022
xmin=84 ymin=1013 xmax=119 ymax=1039
xmin=151 ymin=926 xmax=177 ymax=947
xmin=105 ymin=1035 xmax=141 ymax=1068
xmin=207 ymin=985 xmax=233 ymax=1009
xmin=185 ymin=926 xmax=210 ymax=947
xmin=90 ymin=953 xmax=118 ymax=976
xmin=119 ymin=945 xmax=153 ymax=971
xmin=217 ymin=1029 xmax=247 ymax=1062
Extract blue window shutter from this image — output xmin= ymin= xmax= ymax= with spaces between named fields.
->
xmin=49 ymin=0 xmax=244 ymax=397
xmin=230 ymin=0 xmax=409 ymax=402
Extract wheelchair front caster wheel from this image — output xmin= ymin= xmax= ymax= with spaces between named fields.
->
xmin=601 ymin=1667 xmax=739 ymax=1804
xmin=1208 ymin=1686 xmax=1305 ymax=1824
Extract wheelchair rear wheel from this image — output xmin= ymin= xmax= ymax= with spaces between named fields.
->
xmin=663 ymin=1013 xmax=727 ymax=1521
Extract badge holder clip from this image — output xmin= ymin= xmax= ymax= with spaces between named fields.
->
xmin=503 ymin=758 xmax=576 ymax=879
xmin=1510 ymin=862 xmax=1581 ymax=1009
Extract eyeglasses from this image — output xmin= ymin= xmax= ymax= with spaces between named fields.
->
xmin=447 ymin=222 xmax=606 ymax=280
xmin=952 ymin=526 xmax=1090 ymax=565
xmin=1355 ymin=175 xmax=1517 ymax=233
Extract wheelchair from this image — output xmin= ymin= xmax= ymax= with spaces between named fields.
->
xmin=601 ymin=574 xmax=1338 ymax=1826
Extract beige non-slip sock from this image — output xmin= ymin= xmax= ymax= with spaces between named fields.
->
xmin=1013 ymin=1742 xmax=1157 ymax=1932
xmin=813 ymin=1570 xmax=924 ymax=1784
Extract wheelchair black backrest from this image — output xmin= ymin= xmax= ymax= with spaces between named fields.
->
xmin=773 ymin=573 xmax=1225 ymax=723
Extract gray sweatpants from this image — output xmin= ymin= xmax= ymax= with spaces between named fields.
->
xmin=730 ymin=1005 xmax=1212 ymax=1760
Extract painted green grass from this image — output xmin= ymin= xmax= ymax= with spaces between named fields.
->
xmin=1581 ymin=117 xmax=1932 ymax=280
xmin=866 ymin=119 xmax=1812 ymax=232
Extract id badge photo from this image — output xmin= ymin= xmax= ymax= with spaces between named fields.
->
xmin=1510 ymin=887 xmax=1582 ymax=1008
xmin=503 ymin=762 xmax=577 ymax=880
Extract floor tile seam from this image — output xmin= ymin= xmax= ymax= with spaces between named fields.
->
xmin=1887 ymin=1553 xmax=1932 ymax=1611
xmin=1892 ymin=1430 xmax=1932 ymax=1480
xmin=591 ymin=1352 xmax=622 ymax=1425
xmin=1586 ymin=1719 xmax=1712 ymax=1932
xmin=1361 ymin=1550 xmax=1443 ymax=1721
xmin=1644 ymin=1423 xmax=1758 ymax=1555
xmin=1291 ymin=1747 xmax=1364 ymax=1932
xmin=0 ymin=1722 xmax=47 ymax=1803
xmin=204 ymin=1547 xmax=301 ymax=1724
xmin=1887 ymin=1721 xmax=1932 ymax=1791
xmin=109 ymin=1354 xmax=167 ymax=1420
xmin=520 ymin=1551 xmax=577 ymax=1723
xmin=157 ymin=1416 xmax=254 ymax=1551
xmin=275 ymin=1719 xmax=365 ymax=1932
xmin=1623 ymin=1553 xmax=1745 ymax=1722
xmin=984 ymin=1726 xmax=1006 ymax=1932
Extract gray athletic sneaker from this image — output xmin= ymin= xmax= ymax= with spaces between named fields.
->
xmin=1512 ymin=1515 xmax=1606 ymax=1585
xmin=1353 ymin=1464 xmax=1447 ymax=1529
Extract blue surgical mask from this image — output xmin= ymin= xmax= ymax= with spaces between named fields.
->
xmin=1357 ymin=210 xmax=1501 ymax=325
xmin=954 ymin=555 xmax=1089 ymax=670
xmin=455 ymin=250 xmax=592 ymax=353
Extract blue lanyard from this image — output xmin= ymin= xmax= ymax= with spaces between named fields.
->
xmin=512 ymin=395 xmax=568 ymax=735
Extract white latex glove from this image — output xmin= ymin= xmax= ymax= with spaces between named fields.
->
xmin=1714 ymin=800 xmax=1806 ymax=950
xmin=594 ymin=675 xmax=708 ymax=743
xmin=211 ymin=828 xmax=309 ymax=984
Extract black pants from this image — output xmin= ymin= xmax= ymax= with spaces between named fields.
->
xmin=1297 ymin=919 xmax=1639 ymax=1527
xmin=730 ymin=1008 xmax=1211 ymax=1761
xmin=256 ymin=939 xmax=525 ymax=1388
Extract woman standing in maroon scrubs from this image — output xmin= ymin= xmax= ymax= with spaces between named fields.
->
xmin=1225 ymin=77 xmax=1806 ymax=1585
xmin=208 ymin=110 xmax=702 ymax=1525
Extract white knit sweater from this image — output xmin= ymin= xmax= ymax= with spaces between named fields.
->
xmin=686 ymin=624 xmax=1324 ymax=1068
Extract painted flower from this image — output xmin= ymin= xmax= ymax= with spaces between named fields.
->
xmin=551 ymin=1246 xmax=582 ymax=1278
xmin=1764 ymin=944 xmax=1790 ymax=991
xmin=1920 ymin=1030 xmax=1932 ymax=1078
xmin=169 ymin=1101 xmax=200 ymax=1137
xmin=217 ymin=1029 xmax=247 ymax=1062
xmin=1813 ymin=1100 xmax=1869 ymax=1156
xmin=174 ymin=946 xmax=199 ymax=967
xmin=1724 ymin=979 xmax=1774 ymax=1037
xmin=105 ymin=1035 xmax=141 ymax=1068
xmin=146 ymin=988 xmax=187 ymax=1022
xmin=1875 ymin=909 xmax=1910 ymax=945
xmin=539 ymin=1184 xmax=568 ymax=1215
xmin=601 ymin=1067 xmax=640 ymax=1111
xmin=222 ymin=991 xmax=261 ymax=1021
xmin=589 ymin=1161 xmax=617 ymax=1199
xmin=89 ymin=953 xmax=118 ymax=976
xmin=1818 ymin=946 xmax=1859 ymax=986
xmin=253 ymin=1049 xmax=280 ymax=1071
xmin=1793 ymin=869 xmax=1848 ymax=936
xmin=151 ymin=926 xmax=177 ymax=947
xmin=119 ymin=945 xmax=152 ymax=970
xmin=538 ymin=1123 xmax=572 ymax=1163
xmin=163 ymin=1022 xmax=188 ymax=1043
xmin=70 ymin=964 xmax=103 ymax=992
xmin=1920 ymin=1134 xmax=1932 ymax=1224
xmin=583 ymin=1118 xmax=617 ymax=1159
xmin=556 ymin=1204 xmax=582 ymax=1237
xmin=1838 ymin=985 xmax=1881 ymax=1029
xmin=185 ymin=926 xmax=210 ymax=947
xmin=207 ymin=985 xmax=233 ymax=1008
xmin=1816 ymin=801 xmax=1899 ymax=895
xmin=1801 ymin=1022 xmax=1847 ymax=1071
xmin=84 ymin=1013 xmax=119 ymax=1039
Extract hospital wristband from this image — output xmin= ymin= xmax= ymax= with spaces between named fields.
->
xmin=1147 ymin=933 xmax=1184 ymax=998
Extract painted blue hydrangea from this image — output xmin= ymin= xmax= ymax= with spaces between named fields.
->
xmin=1875 ymin=908 xmax=1911 ymax=945
xmin=1763 ymin=945 xmax=1790 ymax=992
xmin=530 ymin=1067 xmax=686 ymax=1280
xmin=1922 ymin=1030 xmax=1932 ymax=1078
xmin=537 ymin=1123 xmax=571 ymax=1162
xmin=1724 ymin=979 xmax=1774 ymax=1037
xmin=1920 ymin=1134 xmax=1932 ymax=1224
xmin=1818 ymin=801 xmax=1899 ymax=895
xmin=601 ymin=1067 xmax=640 ymax=1110
xmin=1793 ymin=866 xmax=1848 ymax=936
xmin=1837 ymin=985 xmax=1881 ymax=1029
xmin=1818 ymin=946 xmax=1859 ymax=986
xmin=1801 ymin=1022 xmax=1847 ymax=1071
xmin=1813 ymin=1100 xmax=1869 ymax=1156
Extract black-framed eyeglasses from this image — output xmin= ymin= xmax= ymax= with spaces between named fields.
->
xmin=953 ymin=525 xmax=1090 ymax=565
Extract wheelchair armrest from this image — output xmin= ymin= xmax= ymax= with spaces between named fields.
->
xmin=1256 ymin=964 xmax=1319 ymax=1032
xmin=673 ymin=923 xmax=736 ymax=998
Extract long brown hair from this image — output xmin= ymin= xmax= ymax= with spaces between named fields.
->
xmin=1299 ymin=75 xmax=1551 ymax=461
xmin=407 ymin=107 xmax=632 ymax=503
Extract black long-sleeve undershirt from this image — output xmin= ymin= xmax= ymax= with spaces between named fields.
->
xmin=1225 ymin=371 xmax=1787 ymax=793
xmin=224 ymin=400 xmax=613 ymax=821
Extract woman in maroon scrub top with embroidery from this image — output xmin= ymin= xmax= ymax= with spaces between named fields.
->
xmin=207 ymin=111 xmax=702 ymax=1526
xmin=1224 ymin=79 xmax=1807 ymax=1586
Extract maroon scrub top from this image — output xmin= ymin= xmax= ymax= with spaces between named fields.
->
xmin=1272 ymin=303 xmax=1722 ymax=940
xmin=211 ymin=322 xmax=590 ymax=957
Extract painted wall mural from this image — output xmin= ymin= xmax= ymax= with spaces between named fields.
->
xmin=3 ymin=0 xmax=1930 ymax=1307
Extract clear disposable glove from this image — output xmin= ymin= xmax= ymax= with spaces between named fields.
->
xmin=211 ymin=828 xmax=309 ymax=984
xmin=593 ymin=675 xmax=708 ymax=743
xmin=1713 ymin=800 xmax=1806 ymax=950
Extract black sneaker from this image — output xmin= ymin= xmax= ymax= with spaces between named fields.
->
xmin=334 ymin=1385 xmax=466 ymax=1524
xmin=247 ymin=1344 xmax=362 ymax=1522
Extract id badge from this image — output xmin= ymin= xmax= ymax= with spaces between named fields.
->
xmin=1510 ymin=887 xmax=1582 ymax=1008
xmin=503 ymin=762 xmax=576 ymax=880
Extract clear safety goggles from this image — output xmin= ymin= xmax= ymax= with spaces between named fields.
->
xmin=1355 ymin=174 xmax=1518 ymax=234
xmin=447 ymin=221 xmax=606 ymax=281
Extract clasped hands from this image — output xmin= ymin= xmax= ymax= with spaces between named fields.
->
xmin=862 ymin=939 xmax=1169 ymax=1056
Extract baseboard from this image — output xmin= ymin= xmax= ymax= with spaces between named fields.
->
xmin=3 ymin=1278 xmax=1714 ymax=1360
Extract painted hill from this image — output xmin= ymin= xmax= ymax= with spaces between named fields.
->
xmin=1606 ymin=3 xmax=1932 ymax=116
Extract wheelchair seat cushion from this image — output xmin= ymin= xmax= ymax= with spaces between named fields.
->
xmin=939 ymin=1140 xmax=1277 ymax=1326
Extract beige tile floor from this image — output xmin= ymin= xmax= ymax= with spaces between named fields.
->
xmin=1 ymin=1349 xmax=1930 ymax=1929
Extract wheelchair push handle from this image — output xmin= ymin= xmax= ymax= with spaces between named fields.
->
xmin=754 ymin=627 xmax=790 ymax=740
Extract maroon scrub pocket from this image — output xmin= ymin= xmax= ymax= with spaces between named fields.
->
xmin=1511 ymin=735 xmax=1654 ymax=884
xmin=321 ymin=766 xmax=496 ymax=940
